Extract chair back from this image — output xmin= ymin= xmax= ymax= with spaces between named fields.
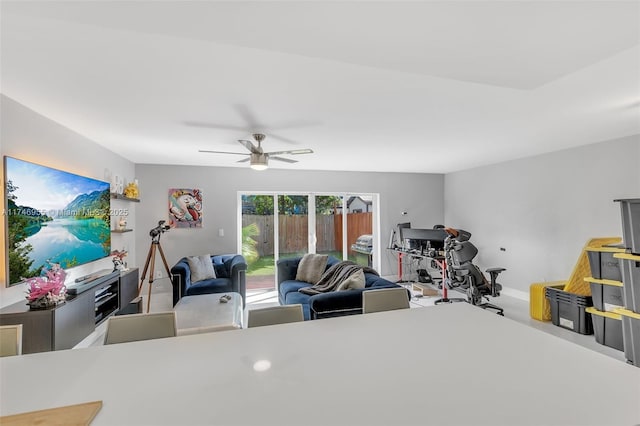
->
xmin=449 ymin=240 xmax=478 ymax=265
xmin=362 ymin=288 xmax=410 ymax=314
xmin=104 ymin=312 xmax=177 ymax=345
xmin=0 ymin=324 xmax=23 ymax=357
xmin=247 ymin=304 xmax=304 ymax=328
xmin=362 ymin=287 xmax=409 ymax=314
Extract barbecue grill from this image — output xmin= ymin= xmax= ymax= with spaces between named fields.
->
xmin=351 ymin=234 xmax=373 ymax=267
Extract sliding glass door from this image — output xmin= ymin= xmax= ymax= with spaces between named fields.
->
xmin=315 ymin=195 xmax=344 ymax=259
xmin=345 ymin=195 xmax=373 ymax=266
xmin=277 ymin=195 xmax=309 ymax=261
xmin=241 ymin=194 xmax=275 ymax=292
xmin=239 ymin=192 xmax=377 ymax=292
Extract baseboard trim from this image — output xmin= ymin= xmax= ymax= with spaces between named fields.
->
xmin=500 ymin=286 xmax=529 ymax=301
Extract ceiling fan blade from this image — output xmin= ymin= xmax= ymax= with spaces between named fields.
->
xmin=267 ymin=120 xmax=323 ymax=131
xmin=268 ymin=133 xmax=303 ymax=145
xmin=266 ymin=149 xmax=314 ymax=156
xmin=238 ymin=139 xmax=260 ymax=153
xmin=198 ymin=150 xmax=249 ymax=156
xmin=237 ymin=157 xmax=250 ymax=163
xmin=234 ymin=104 xmax=262 ymax=130
xmin=184 ymin=121 xmax=247 ymax=131
xmin=269 ymin=156 xmax=298 ymax=164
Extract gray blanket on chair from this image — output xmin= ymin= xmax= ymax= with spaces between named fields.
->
xmin=299 ymin=261 xmax=378 ymax=295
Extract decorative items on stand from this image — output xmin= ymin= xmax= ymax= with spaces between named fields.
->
xmin=25 ymin=263 xmax=67 ymax=310
xmin=124 ymin=180 xmax=139 ymax=199
xmin=111 ymin=175 xmax=124 ymax=195
xmin=107 ymin=170 xmax=139 ymax=199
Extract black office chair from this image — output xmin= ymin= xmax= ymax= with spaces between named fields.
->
xmin=444 ymin=228 xmax=505 ymax=315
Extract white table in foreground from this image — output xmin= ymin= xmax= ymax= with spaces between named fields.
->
xmin=174 ymin=292 xmax=243 ymax=335
xmin=1 ymin=303 xmax=639 ymax=425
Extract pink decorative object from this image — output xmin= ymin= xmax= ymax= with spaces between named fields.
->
xmin=25 ymin=263 xmax=67 ymax=309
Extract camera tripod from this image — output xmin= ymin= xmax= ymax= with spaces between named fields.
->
xmin=139 ymin=234 xmax=171 ymax=313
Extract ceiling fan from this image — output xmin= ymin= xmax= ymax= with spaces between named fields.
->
xmin=199 ymin=133 xmax=314 ymax=170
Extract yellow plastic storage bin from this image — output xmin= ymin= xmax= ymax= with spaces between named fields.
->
xmin=530 ymin=282 xmax=564 ymax=321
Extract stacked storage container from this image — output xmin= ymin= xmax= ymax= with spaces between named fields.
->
xmin=541 ymin=238 xmax=621 ymax=334
xmin=584 ymin=244 xmax=626 ymax=351
xmin=611 ymin=199 xmax=640 ymax=367
xmin=543 ymin=245 xmax=596 ymax=334
xmin=540 ymin=237 xmax=622 ymax=334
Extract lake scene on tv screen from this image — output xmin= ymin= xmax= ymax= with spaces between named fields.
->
xmin=5 ymin=157 xmax=111 ymax=285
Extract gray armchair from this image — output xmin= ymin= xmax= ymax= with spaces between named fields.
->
xmin=171 ymin=254 xmax=247 ymax=307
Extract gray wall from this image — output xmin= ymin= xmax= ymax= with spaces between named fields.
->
xmin=444 ymin=134 xmax=640 ymax=296
xmin=0 ymin=95 xmax=136 ymax=307
xmin=134 ymin=164 xmax=444 ymax=279
xmin=4 ymin=93 xmax=637 ymax=305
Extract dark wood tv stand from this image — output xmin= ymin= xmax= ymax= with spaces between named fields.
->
xmin=0 ymin=268 xmax=139 ymax=354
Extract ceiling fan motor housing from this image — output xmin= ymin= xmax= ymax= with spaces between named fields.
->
xmin=250 ymin=152 xmax=269 ymax=170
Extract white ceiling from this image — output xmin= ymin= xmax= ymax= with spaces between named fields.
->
xmin=1 ymin=0 xmax=639 ymax=173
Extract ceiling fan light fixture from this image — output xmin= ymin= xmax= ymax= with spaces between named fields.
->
xmin=250 ymin=153 xmax=269 ymax=171
xmin=200 ymin=132 xmax=313 ymax=169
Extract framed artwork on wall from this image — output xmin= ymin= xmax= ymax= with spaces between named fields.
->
xmin=168 ymin=188 xmax=202 ymax=228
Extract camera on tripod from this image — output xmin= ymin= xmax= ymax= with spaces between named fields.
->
xmin=141 ymin=220 xmax=172 ymax=313
xmin=149 ymin=220 xmax=170 ymax=238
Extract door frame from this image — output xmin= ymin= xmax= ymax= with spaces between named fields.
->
xmin=237 ymin=191 xmax=381 ymax=272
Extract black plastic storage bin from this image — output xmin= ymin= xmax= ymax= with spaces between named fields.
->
xmin=615 ymin=308 xmax=640 ymax=366
xmin=586 ymin=245 xmax=624 ymax=281
xmin=586 ymin=307 xmax=624 ymax=351
xmin=615 ymin=198 xmax=640 ymax=254
xmin=545 ymin=286 xmax=593 ymax=335
xmin=615 ymin=253 xmax=640 ymax=313
xmin=588 ymin=279 xmax=624 ymax=312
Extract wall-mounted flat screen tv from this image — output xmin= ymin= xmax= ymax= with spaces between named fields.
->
xmin=4 ymin=156 xmax=111 ymax=286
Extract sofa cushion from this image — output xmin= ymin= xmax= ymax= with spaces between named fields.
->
xmin=279 ymin=280 xmax=312 ymax=299
xmin=284 ymin=290 xmax=310 ymax=305
xmin=187 ymin=255 xmax=216 ymax=282
xmin=364 ymin=273 xmax=384 ymax=288
xmin=295 ymin=254 xmax=329 ymax=284
xmin=336 ymin=269 xmax=365 ymax=291
xmin=185 ymin=277 xmax=233 ymax=296
xmin=369 ymin=276 xmax=400 ymax=288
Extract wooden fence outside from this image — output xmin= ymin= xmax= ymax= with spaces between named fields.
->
xmin=242 ymin=213 xmax=372 ymax=256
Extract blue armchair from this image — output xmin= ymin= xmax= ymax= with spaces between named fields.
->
xmin=171 ymin=254 xmax=247 ymax=307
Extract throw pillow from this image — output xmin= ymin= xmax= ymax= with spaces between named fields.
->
xmin=187 ymin=254 xmax=216 ymax=283
xmin=336 ymin=269 xmax=366 ymax=291
xmin=295 ymin=253 xmax=329 ymax=284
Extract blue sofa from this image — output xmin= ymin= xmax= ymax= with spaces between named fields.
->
xmin=277 ymin=256 xmax=405 ymax=320
xmin=171 ymin=254 xmax=247 ymax=307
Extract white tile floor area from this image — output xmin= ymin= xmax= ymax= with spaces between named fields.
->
xmin=404 ymin=281 xmax=626 ymax=363
xmin=78 ymin=276 xmax=628 ymax=365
